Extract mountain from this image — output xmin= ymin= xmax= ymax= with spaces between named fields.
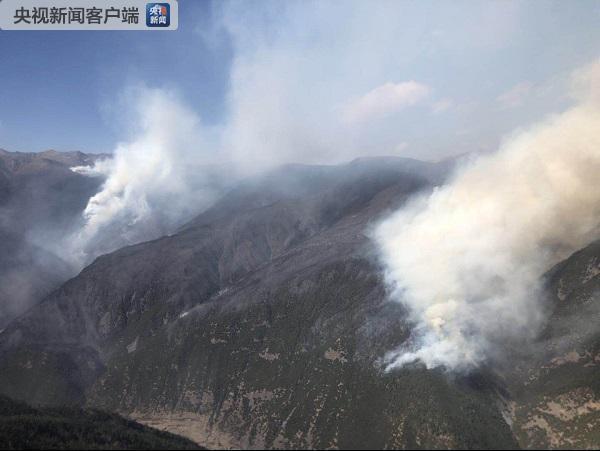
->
xmin=505 ymin=240 xmax=600 ymax=448
xmin=0 ymin=394 xmax=201 ymax=449
xmin=0 ymin=149 xmax=107 ymax=235
xmin=0 ymin=157 xmax=519 ymax=449
xmin=0 ymin=156 xmax=597 ymax=449
xmin=0 ymin=149 xmax=107 ymax=328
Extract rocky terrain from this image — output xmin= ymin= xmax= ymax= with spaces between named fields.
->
xmin=507 ymin=240 xmax=600 ymax=448
xmin=0 ymin=152 xmax=597 ymax=449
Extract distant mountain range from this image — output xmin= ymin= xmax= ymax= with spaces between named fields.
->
xmin=0 ymin=149 xmax=108 ymax=329
xmin=0 ymin=150 xmax=597 ymax=449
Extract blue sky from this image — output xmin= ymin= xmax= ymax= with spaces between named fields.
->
xmin=0 ymin=1 xmax=232 ymax=153
xmin=1 ymin=0 xmax=600 ymax=161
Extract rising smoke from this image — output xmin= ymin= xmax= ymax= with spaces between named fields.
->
xmin=66 ymin=1 xmax=457 ymax=263
xmin=68 ymin=87 xmax=223 ymax=264
xmin=66 ymin=1 xmax=546 ymax=265
xmin=64 ymin=9 xmax=600 ymax=370
xmin=374 ymin=60 xmax=600 ymax=371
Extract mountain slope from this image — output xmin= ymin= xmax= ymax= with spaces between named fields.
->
xmin=506 ymin=240 xmax=600 ymax=449
xmin=0 ymin=158 xmax=522 ymax=449
xmin=0 ymin=149 xmax=106 ymax=328
xmin=0 ymin=394 xmax=201 ymax=449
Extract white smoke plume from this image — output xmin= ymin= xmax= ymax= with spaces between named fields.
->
xmin=64 ymin=1 xmax=548 ymax=264
xmin=375 ymin=60 xmax=600 ymax=371
xmin=68 ymin=87 xmax=222 ymax=264
xmin=66 ymin=2 xmax=455 ymax=263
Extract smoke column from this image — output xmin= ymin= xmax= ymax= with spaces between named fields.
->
xmin=68 ymin=87 xmax=220 ymax=264
xmin=374 ymin=60 xmax=600 ymax=371
xmin=64 ymin=2 xmax=534 ymax=264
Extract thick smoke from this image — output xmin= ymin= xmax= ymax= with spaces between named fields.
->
xmin=67 ymin=2 xmax=457 ymax=262
xmin=68 ymin=87 xmax=222 ymax=264
xmin=375 ymin=61 xmax=600 ymax=371
xmin=65 ymin=1 xmax=550 ymax=263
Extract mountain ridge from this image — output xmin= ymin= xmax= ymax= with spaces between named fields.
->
xmin=0 ymin=153 xmax=597 ymax=449
xmin=0 ymin=149 xmax=107 ymax=329
xmin=0 ymin=157 xmax=519 ymax=449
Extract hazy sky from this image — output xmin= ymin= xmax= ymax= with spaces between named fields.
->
xmin=1 ymin=0 xmax=600 ymax=162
